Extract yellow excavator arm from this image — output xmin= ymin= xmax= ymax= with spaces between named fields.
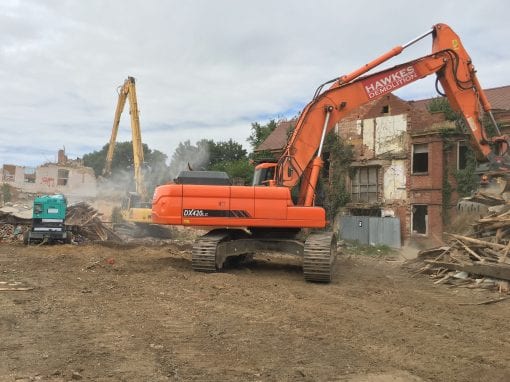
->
xmin=103 ymin=77 xmax=151 ymax=224
xmin=103 ymin=76 xmax=148 ymax=202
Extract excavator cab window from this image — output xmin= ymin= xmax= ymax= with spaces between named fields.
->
xmin=252 ymin=165 xmax=276 ymax=186
xmin=34 ymin=203 xmax=43 ymax=215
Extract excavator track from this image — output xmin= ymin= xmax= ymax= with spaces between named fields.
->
xmin=191 ymin=231 xmax=229 ymax=273
xmin=303 ymin=232 xmax=337 ymax=283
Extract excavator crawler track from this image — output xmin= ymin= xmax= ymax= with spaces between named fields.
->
xmin=191 ymin=231 xmax=229 ymax=273
xmin=303 ymin=232 xmax=336 ymax=283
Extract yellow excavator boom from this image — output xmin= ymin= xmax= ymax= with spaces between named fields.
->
xmin=104 ymin=77 xmax=151 ymax=224
xmin=103 ymin=76 xmax=148 ymax=201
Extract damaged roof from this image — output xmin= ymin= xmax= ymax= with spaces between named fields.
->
xmin=409 ymin=85 xmax=510 ymax=111
xmin=256 ymin=85 xmax=510 ymax=152
xmin=255 ymin=119 xmax=297 ymax=153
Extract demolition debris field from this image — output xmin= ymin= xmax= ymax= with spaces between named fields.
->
xmin=1 ymin=241 xmax=510 ymax=382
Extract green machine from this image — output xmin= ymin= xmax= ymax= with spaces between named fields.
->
xmin=24 ymin=194 xmax=73 ymax=244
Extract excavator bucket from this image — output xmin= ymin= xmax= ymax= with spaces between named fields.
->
xmin=479 ymin=174 xmax=510 ymax=196
xmin=457 ymin=173 xmax=510 ymax=214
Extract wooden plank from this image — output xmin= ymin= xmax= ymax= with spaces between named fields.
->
xmin=447 ymin=233 xmax=506 ymax=251
xmin=424 ymin=260 xmax=510 ymax=281
xmin=459 ymin=297 xmax=510 ymax=306
xmin=454 ymin=239 xmax=484 ymax=262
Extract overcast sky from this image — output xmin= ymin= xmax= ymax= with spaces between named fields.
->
xmin=1 ymin=0 xmax=509 ymax=167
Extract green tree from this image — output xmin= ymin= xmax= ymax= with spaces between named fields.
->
xmin=321 ymin=132 xmax=354 ymax=222
xmin=168 ymin=140 xmax=209 ymax=176
xmin=83 ymin=141 xmax=168 ymax=177
xmin=211 ymin=159 xmax=254 ymax=185
xmin=453 ymin=150 xmax=478 ymax=197
xmin=247 ymin=119 xmax=278 ymax=150
xmin=207 ymin=139 xmax=247 ymax=166
xmin=83 ymin=141 xmax=169 ymax=193
xmin=168 ymin=139 xmax=253 ymax=184
xmin=427 ymin=97 xmax=459 ymax=121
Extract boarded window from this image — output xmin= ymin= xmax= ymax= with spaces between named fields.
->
xmin=351 ymin=166 xmax=379 ymax=203
xmin=457 ymin=141 xmax=469 ymax=170
xmin=57 ymin=169 xmax=69 ymax=186
xmin=412 ymin=144 xmax=428 ymax=174
xmin=412 ymin=204 xmax=428 ymax=234
xmin=24 ymin=167 xmax=36 ymax=183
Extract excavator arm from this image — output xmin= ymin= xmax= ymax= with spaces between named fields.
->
xmin=103 ymin=76 xmax=148 ymax=201
xmin=269 ymin=23 xmax=508 ymax=206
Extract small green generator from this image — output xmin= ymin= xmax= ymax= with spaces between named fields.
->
xmin=24 ymin=194 xmax=72 ymax=244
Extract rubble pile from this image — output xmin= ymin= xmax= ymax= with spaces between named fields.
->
xmin=0 ymin=203 xmax=31 ymax=242
xmin=66 ymin=202 xmax=122 ymax=242
xmin=0 ymin=224 xmax=29 ymax=243
xmin=414 ymin=207 xmax=510 ymax=293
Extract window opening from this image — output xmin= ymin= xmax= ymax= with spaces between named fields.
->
xmin=412 ymin=204 xmax=428 ymax=234
xmin=351 ymin=166 xmax=379 ymax=203
xmin=412 ymin=144 xmax=428 ymax=174
xmin=57 ymin=169 xmax=69 ymax=186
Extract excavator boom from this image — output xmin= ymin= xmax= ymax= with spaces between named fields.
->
xmin=104 ymin=77 xmax=151 ymax=224
xmin=103 ymin=76 xmax=148 ymax=201
xmin=275 ymin=23 xmax=506 ymax=206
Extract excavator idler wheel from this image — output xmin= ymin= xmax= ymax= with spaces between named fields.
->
xmin=303 ymin=232 xmax=337 ymax=283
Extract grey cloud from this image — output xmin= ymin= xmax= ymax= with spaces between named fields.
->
xmin=1 ymin=0 xmax=509 ymax=166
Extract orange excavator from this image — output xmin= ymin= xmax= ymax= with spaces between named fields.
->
xmin=152 ymin=23 xmax=509 ymax=282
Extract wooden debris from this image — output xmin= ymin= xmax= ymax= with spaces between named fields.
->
xmin=66 ymin=202 xmax=122 ymax=242
xmin=466 ymin=191 xmax=506 ymax=206
xmin=459 ymin=297 xmax=510 ymax=306
xmin=414 ymin=206 xmax=510 ymax=293
xmin=0 ymin=224 xmax=29 ymax=243
xmin=0 ymin=281 xmax=34 ymax=291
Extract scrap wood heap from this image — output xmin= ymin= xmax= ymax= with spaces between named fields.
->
xmin=0 ymin=224 xmax=29 ymax=243
xmin=414 ymin=207 xmax=510 ymax=293
xmin=466 ymin=191 xmax=506 ymax=206
xmin=66 ymin=202 xmax=121 ymax=242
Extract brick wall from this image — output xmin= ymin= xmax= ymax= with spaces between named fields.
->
xmin=334 ymin=92 xmax=474 ymax=246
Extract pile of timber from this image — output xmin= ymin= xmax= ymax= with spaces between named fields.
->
xmin=0 ymin=224 xmax=29 ymax=243
xmin=66 ymin=202 xmax=122 ymax=242
xmin=415 ymin=208 xmax=510 ymax=293
xmin=465 ymin=191 xmax=506 ymax=206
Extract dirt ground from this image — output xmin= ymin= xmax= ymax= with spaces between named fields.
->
xmin=1 ymin=239 xmax=510 ymax=382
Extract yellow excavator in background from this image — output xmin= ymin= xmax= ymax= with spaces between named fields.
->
xmin=103 ymin=76 xmax=152 ymax=223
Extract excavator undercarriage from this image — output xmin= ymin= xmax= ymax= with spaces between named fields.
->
xmin=191 ymin=228 xmax=337 ymax=283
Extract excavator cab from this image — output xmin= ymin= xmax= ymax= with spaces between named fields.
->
xmin=120 ymin=192 xmax=152 ymax=223
xmin=252 ymin=162 xmax=276 ymax=186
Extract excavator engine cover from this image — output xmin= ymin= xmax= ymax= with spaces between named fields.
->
xmin=174 ymin=171 xmax=231 ymax=185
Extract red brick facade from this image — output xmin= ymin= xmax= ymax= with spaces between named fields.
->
xmin=257 ymin=86 xmax=510 ymax=247
xmin=336 ymin=94 xmax=466 ymax=246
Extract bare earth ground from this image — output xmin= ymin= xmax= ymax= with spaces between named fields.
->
xmin=1 ymin=241 xmax=510 ymax=382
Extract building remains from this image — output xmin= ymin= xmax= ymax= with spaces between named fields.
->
xmin=255 ymin=85 xmax=510 ymax=247
xmin=1 ymin=149 xmax=97 ymax=201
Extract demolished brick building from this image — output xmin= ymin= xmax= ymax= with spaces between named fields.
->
xmin=255 ymin=85 xmax=510 ymax=246
xmin=1 ymin=149 xmax=97 ymax=200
